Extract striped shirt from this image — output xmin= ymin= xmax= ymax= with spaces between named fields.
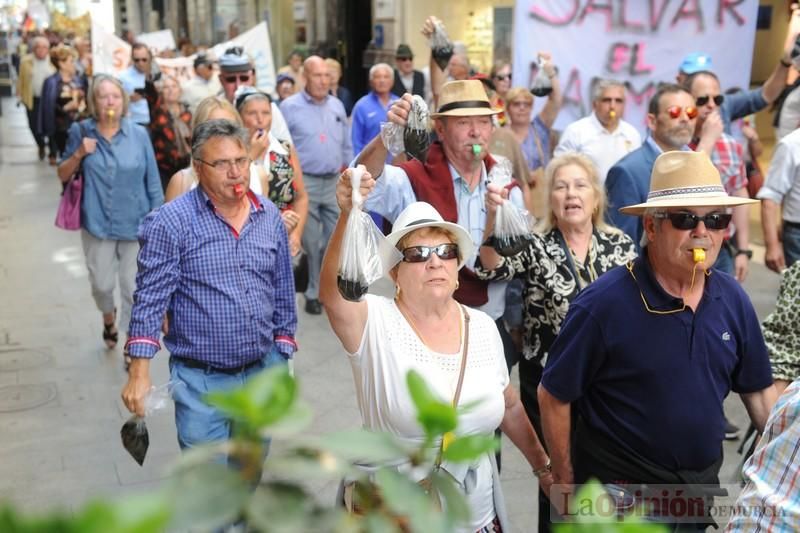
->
xmin=726 ymin=380 xmax=800 ymax=532
xmin=125 ymin=187 xmax=297 ymax=366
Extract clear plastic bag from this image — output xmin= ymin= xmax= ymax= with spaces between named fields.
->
xmin=530 ymin=56 xmax=553 ymax=98
xmin=429 ymin=21 xmax=454 ymax=71
xmin=489 ymin=159 xmax=535 ymax=256
xmin=379 ymin=96 xmax=431 ymax=161
xmin=337 ymin=166 xmax=386 ymax=301
xmin=120 ymin=381 xmax=182 ymax=466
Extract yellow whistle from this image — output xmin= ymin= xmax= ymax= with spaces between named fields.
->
xmin=609 ymin=110 xmax=617 ymax=119
xmin=442 ymin=431 xmax=455 ymax=452
xmin=693 ymin=248 xmax=706 ymax=263
xmin=106 ymin=109 xmax=115 ymax=119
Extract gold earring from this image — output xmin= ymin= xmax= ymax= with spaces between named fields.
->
xmin=395 ymin=285 xmax=401 ymax=298
xmin=455 ymin=280 xmax=460 ymax=290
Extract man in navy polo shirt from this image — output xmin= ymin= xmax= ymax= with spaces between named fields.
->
xmin=538 ymin=151 xmax=777 ymax=529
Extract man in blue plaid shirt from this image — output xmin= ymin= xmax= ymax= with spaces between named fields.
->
xmin=121 ymin=119 xmax=297 ymax=449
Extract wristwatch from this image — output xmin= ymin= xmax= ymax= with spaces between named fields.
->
xmin=735 ymin=249 xmax=753 ymax=259
xmin=533 ymin=458 xmax=552 ymax=478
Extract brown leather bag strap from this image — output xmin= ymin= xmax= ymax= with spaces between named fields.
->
xmin=452 ymin=305 xmax=470 ymax=408
xmin=433 ymin=306 xmax=470 ymax=469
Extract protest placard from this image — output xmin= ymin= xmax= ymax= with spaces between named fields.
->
xmin=512 ymin=0 xmax=759 ymax=133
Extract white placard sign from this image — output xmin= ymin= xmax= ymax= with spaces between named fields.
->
xmin=212 ymin=22 xmax=277 ymax=93
xmin=512 ymin=0 xmax=759 ymax=133
xmin=137 ymin=29 xmax=177 ymax=53
xmin=91 ymin=19 xmax=131 ymax=76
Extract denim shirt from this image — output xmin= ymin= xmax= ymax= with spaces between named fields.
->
xmin=63 ymin=118 xmax=163 ymax=241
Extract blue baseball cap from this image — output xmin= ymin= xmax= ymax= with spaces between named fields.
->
xmin=680 ymin=52 xmax=713 ymax=74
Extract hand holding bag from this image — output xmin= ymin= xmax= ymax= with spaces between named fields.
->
xmin=55 ymin=121 xmax=87 ymax=231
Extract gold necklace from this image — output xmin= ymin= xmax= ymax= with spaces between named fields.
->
xmin=396 ymin=298 xmax=462 ymax=352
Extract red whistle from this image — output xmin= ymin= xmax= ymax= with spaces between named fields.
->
xmin=233 ymin=184 xmax=243 ymax=194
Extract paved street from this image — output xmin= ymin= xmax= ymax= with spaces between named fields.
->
xmin=0 ymin=97 xmax=783 ymax=531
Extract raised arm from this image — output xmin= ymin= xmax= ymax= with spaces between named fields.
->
xmin=536 ymin=52 xmax=562 ymax=130
xmin=319 ymin=167 xmax=376 ymax=353
xmin=422 ymin=16 xmax=447 ymax=108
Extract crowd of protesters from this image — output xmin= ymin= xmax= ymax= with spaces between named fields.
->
xmin=11 ymin=9 xmax=800 ymax=530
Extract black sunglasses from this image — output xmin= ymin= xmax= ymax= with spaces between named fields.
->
xmin=132 ymin=57 xmax=149 ymax=63
xmin=224 ymin=74 xmax=251 ymax=83
xmin=695 ymin=94 xmax=724 ymax=107
xmin=494 ymin=74 xmax=512 ymax=81
xmin=401 ymin=243 xmax=459 ymax=263
xmin=654 ymin=212 xmax=732 ymax=230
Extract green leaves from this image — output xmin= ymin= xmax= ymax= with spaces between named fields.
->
xmin=441 ymin=433 xmax=499 ymax=462
xmin=406 ymin=370 xmax=457 ymax=438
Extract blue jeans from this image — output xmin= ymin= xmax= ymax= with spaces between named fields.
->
xmin=302 ymin=173 xmax=340 ymax=300
xmin=169 ymin=346 xmax=288 ymax=450
xmin=783 ymin=222 xmax=800 ymax=268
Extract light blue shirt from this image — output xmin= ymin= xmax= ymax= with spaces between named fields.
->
xmin=364 ymin=158 xmax=523 ymax=320
xmin=280 ymin=90 xmax=353 ymax=175
xmin=63 ymin=118 xmax=163 ymax=240
xmin=118 ymin=66 xmax=150 ymax=125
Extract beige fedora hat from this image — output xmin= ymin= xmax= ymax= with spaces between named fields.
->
xmin=430 ymin=80 xmax=502 ymax=118
xmin=619 ymin=151 xmax=758 ymax=215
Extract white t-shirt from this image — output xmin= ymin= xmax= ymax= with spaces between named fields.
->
xmin=757 ymin=127 xmax=800 ymax=223
xmin=349 ymin=294 xmax=509 ymax=531
xmin=554 ymin=112 xmax=642 ymax=183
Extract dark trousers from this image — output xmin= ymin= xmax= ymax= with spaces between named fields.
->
xmin=26 ymin=97 xmax=48 ymax=151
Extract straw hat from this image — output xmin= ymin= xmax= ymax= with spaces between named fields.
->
xmin=620 ymin=151 xmax=757 ymax=215
xmin=379 ymin=202 xmax=474 ymax=276
xmin=430 ymin=80 xmax=501 ymax=118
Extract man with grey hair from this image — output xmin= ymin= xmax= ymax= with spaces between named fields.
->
xmin=122 ymin=119 xmax=297 ymax=451
xmin=281 ymin=55 xmax=353 ymax=315
xmin=555 ymin=79 xmax=641 ymax=183
xmin=16 ymin=35 xmax=55 ymax=162
xmin=351 ymin=62 xmax=399 ymax=156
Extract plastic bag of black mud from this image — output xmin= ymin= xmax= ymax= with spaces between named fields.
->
xmin=489 ymin=159 xmax=535 ymax=257
xmin=380 ymin=95 xmax=431 ymax=161
xmin=121 ymin=381 xmax=181 ymax=466
xmin=429 ymin=21 xmax=454 ymax=71
xmin=337 ymin=166 xmax=387 ymax=301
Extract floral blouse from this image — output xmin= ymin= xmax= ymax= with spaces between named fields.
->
xmin=150 ymin=103 xmax=192 ymax=184
xmin=476 ymin=228 xmax=636 ymax=366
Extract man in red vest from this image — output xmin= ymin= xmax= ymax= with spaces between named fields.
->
xmin=356 ymin=80 xmax=523 ymax=365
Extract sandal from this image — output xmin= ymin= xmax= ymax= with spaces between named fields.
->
xmin=103 ymin=309 xmax=118 ymax=349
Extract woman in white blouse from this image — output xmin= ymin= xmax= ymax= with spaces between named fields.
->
xmin=320 ymin=168 xmax=552 ymax=532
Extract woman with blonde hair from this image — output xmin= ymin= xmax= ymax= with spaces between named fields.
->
xmin=163 ymin=96 xmax=244 ymax=202
xmin=476 ymin=152 xmax=634 ymax=530
xmin=57 ymin=74 xmax=162 ymax=351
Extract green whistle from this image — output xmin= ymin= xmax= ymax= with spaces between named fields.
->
xmin=472 ymin=144 xmax=481 ymax=156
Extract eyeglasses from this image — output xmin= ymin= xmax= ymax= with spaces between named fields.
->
xmin=695 ymin=94 xmax=724 ymax=107
xmin=223 ymin=74 xmax=251 ymax=83
xmin=195 ymin=157 xmax=250 ymax=173
xmin=509 ymin=100 xmax=532 ymax=109
xmin=653 ymin=211 xmax=732 ymax=230
xmin=665 ymin=105 xmax=698 ymax=119
xmin=494 ymin=74 xmax=512 ymax=81
xmin=401 ymin=243 xmax=460 ymax=263
xmin=133 ymin=57 xmax=149 ymax=63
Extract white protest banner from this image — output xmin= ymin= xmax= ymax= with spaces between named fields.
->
xmin=512 ymin=1 xmax=759 ymax=133
xmin=91 ymin=18 xmax=130 ymax=76
xmin=212 ymin=21 xmax=277 ymax=93
xmin=154 ymin=57 xmax=196 ymax=84
xmin=137 ymin=29 xmax=177 ymax=54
